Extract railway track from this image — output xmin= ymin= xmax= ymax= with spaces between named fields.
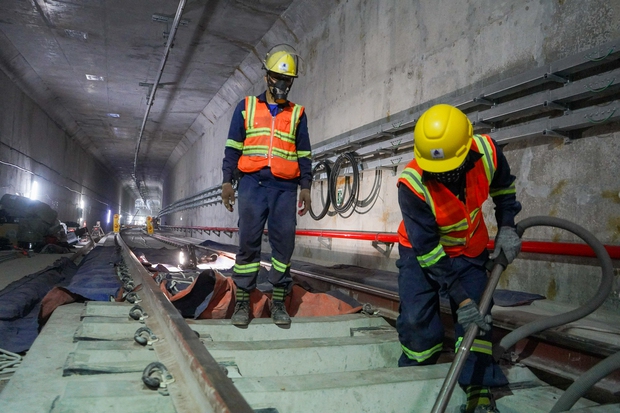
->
xmin=0 ymin=229 xmax=618 ymax=412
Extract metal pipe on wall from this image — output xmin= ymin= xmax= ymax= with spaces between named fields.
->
xmin=161 ymin=225 xmax=620 ymax=260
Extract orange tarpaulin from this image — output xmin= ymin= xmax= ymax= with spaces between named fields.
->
xmin=159 ymin=270 xmax=363 ymax=320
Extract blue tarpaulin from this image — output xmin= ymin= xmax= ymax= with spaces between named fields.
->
xmin=0 ymin=257 xmax=77 ymax=353
xmin=0 ymin=247 xmax=122 ymax=353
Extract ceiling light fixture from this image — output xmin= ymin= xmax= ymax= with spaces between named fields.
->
xmin=152 ymin=13 xmax=189 ymax=26
xmin=107 ymin=113 xmax=120 ymax=118
xmin=86 ymin=74 xmax=104 ymax=81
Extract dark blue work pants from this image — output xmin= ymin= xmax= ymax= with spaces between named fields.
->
xmin=396 ymin=244 xmax=508 ymax=387
xmin=233 ymin=173 xmax=297 ymax=292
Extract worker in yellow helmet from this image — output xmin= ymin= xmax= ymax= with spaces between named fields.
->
xmin=396 ymin=104 xmax=522 ymax=413
xmin=221 ymin=44 xmax=312 ymax=327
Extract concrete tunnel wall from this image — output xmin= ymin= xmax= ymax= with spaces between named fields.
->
xmin=164 ymin=0 xmax=620 ymax=313
xmin=0 ymin=68 xmax=135 ymax=232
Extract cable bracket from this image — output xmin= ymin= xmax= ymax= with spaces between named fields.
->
xmin=372 ymin=241 xmax=394 ymax=257
xmin=318 ymin=236 xmax=332 ymax=250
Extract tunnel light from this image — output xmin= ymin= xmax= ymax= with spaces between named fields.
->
xmin=29 ymin=181 xmax=39 ymax=200
xmin=85 ymin=74 xmax=104 ymax=81
xmin=107 ymin=209 xmax=111 ymax=224
xmin=179 ymin=251 xmax=185 ymax=267
xmin=106 ymin=113 xmax=120 ymax=118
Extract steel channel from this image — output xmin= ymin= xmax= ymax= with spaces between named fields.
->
xmin=116 ymin=233 xmax=254 ymax=413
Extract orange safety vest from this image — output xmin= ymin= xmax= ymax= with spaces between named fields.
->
xmin=397 ymin=134 xmax=498 ymax=258
xmin=237 ymin=96 xmax=305 ymax=180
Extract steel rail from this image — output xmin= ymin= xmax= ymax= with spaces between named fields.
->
xmin=116 ymin=232 xmax=254 ymax=413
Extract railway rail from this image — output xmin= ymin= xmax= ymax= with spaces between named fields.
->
xmin=0 ymin=228 xmax=618 ymax=413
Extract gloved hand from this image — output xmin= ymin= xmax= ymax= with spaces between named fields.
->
xmin=490 ymin=226 xmax=521 ymax=264
xmin=456 ymin=300 xmax=492 ymax=335
xmin=298 ymin=188 xmax=311 ymax=216
xmin=221 ymin=183 xmax=235 ymax=212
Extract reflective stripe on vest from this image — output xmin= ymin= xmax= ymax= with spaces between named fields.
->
xmin=236 ymin=96 xmax=305 ymax=179
xmin=397 ymin=134 xmax=498 ymax=258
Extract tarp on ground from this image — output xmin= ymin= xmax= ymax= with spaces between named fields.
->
xmin=131 ymin=246 xmax=364 ymax=319
xmin=0 ymin=257 xmax=78 ymax=353
xmin=61 ymin=246 xmax=122 ymax=301
xmin=155 ymin=269 xmax=363 ymax=320
xmin=38 ymin=246 xmax=123 ymax=327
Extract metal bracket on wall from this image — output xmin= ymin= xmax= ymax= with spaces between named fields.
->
xmin=544 ymin=72 xmax=569 ymax=84
xmin=473 ymin=120 xmax=495 ymax=129
xmin=372 ymin=241 xmax=394 ymax=258
xmin=543 ymin=101 xmax=568 ymax=112
xmin=542 ymin=129 xmax=570 ymax=144
xmin=473 ymin=96 xmax=495 ymax=106
xmin=318 ymin=236 xmax=332 ymax=250
xmin=378 ymin=165 xmax=399 ymax=176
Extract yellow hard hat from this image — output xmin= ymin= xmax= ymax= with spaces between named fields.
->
xmin=263 ymin=44 xmax=298 ymax=77
xmin=413 ymin=104 xmax=473 ymax=173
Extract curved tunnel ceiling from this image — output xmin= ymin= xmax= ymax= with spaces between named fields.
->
xmin=0 ymin=0 xmax=307 ymax=206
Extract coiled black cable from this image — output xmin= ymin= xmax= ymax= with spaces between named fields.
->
xmin=329 ymin=152 xmax=360 ymax=215
xmin=354 ymin=169 xmax=382 ymax=214
xmin=309 ymin=160 xmax=332 ymax=221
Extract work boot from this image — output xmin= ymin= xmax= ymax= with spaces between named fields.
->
xmin=271 ymin=286 xmax=290 ymax=326
xmin=231 ymin=289 xmax=250 ymax=327
xmin=460 ymin=385 xmax=499 ymax=413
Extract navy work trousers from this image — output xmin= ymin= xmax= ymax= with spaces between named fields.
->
xmin=233 ymin=173 xmax=297 ymax=292
xmin=396 ymin=244 xmax=508 ymax=387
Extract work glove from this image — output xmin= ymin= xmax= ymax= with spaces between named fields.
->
xmin=221 ymin=183 xmax=235 ymax=212
xmin=298 ymin=188 xmax=311 ymax=216
xmin=456 ymin=301 xmax=492 ymax=335
xmin=490 ymin=226 xmax=521 ymax=265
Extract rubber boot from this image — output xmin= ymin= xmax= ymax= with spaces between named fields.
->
xmin=271 ymin=286 xmax=291 ymax=326
xmin=459 ymin=386 xmax=499 ymax=413
xmin=231 ymin=289 xmax=250 ymax=326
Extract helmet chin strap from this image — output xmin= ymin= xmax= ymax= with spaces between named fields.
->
xmin=268 ymin=77 xmax=293 ymax=104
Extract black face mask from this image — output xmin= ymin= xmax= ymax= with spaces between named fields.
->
xmin=267 ymin=74 xmax=294 ymax=104
xmin=427 ymin=161 xmax=467 ymax=184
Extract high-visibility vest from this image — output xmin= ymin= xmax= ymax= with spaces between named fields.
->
xmin=397 ymin=134 xmax=499 ymax=258
xmin=237 ymin=96 xmax=305 ymax=180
